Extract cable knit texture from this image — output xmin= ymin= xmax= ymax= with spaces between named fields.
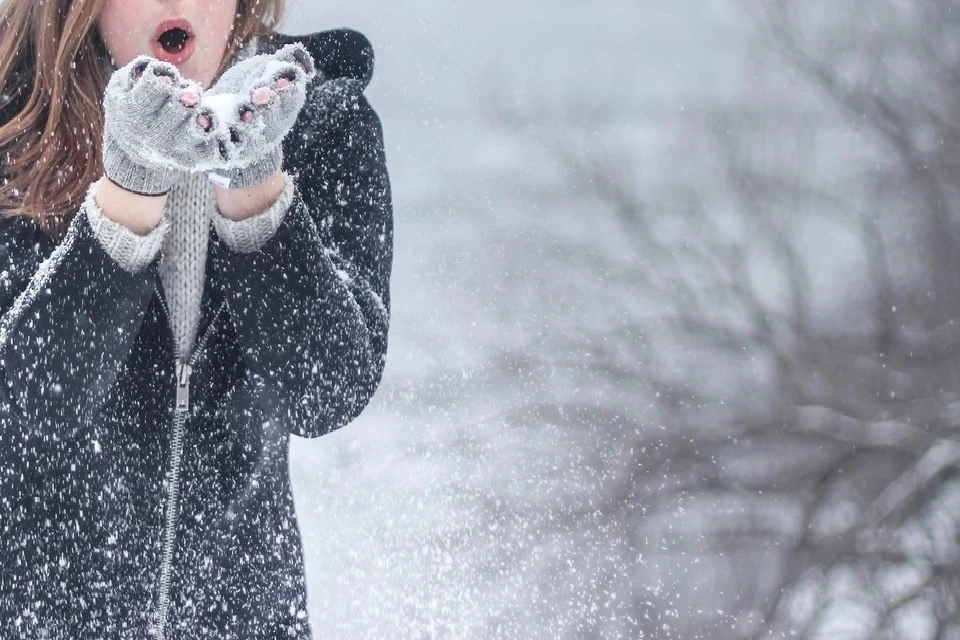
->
xmin=158 ymin=172 xmax=210 ymax=357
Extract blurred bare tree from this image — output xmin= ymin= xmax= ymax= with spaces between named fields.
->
xmin=486 ymin=0 xmax=960 ymax=638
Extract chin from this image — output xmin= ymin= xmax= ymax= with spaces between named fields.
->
xmin=196 ymin=72 xmax=216 ymax=90
xmin=177 ymin=64 xmax=208 ymax=87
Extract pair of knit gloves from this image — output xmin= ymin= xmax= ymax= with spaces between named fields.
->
xmin=102 ymin=43 xmax=316 ymax=196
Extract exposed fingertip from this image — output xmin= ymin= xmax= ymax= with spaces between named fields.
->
xmin=130 ymin=59 xmax=150 ymax=82
xmin=179 ymin=90 xmax=199 ymax=107
xmin=196 ymin=112 xmax=213 ymax=132
xmin=252 ymin=87 xmax=276 ymax=107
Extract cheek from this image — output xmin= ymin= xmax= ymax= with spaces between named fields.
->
xmin=204 ymin=0 xmax=240 ymax=40
xmin=97 ymin=1 xmax=145 ymax=67
xmin=193 ymin=0 xmax=239 ymax=66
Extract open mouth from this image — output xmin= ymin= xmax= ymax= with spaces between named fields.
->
xmin=158 ymin=27 xmax=190 ymax=53
xmin=152 ymin=19 xmax=195 ymax=64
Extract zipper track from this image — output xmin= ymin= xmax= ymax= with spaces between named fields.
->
xmin=148 ymin=281 xmax=225 ymax=640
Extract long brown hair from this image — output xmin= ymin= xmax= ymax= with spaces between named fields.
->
xmin=0 ymin=0 xmax=285 ymax=241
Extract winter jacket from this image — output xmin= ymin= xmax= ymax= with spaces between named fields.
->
xmin=0 ymin=28 xmax=393 ymax=640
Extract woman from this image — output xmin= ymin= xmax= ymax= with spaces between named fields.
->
xmin=0 ymin=0 xmax=393 ymax=637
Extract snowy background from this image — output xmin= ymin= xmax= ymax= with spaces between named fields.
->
xmin=280 ymin=1 xmax=960 ymax=638
xmin=283 ymin=1 xmax=746 ymax=637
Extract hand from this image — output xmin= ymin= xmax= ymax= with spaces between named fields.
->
xmin=101 ymin=57 xmax=207 ymax=195
xmin=190 ymin=43 xmax=317 ymax=189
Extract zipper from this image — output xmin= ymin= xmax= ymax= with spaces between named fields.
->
xmin=148 ymin=281 xmax=225 ymax=640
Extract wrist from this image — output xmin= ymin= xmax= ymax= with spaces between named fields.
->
xmin=94 ymin=177 xmax=167 ymax=236
xmin=104 ymin=175 xmax=168 ymax=198
xmin=207 ymin=147 xmax=282 ymax=190
xmin=213 ymin=170 xmax=286 ymax=221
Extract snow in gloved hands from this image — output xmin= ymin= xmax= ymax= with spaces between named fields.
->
xmin=193 ymin=42 xmax=317 ymax=178
xmin=102 ymin=43 xmax=317 ymax=183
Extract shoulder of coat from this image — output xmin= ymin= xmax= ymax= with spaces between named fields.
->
xmin=258 ymin=29 xmax=375 ymax=91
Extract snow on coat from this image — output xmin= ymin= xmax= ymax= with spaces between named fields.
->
xmin=0 ymin=28 xmax=393 ymax=639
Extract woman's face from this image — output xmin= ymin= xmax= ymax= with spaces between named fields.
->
xmin=97 ymin=0 xmax=240 ymax=89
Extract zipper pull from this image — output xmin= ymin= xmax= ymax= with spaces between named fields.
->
xmin=176 ymin=360 xmax=192 ymax=413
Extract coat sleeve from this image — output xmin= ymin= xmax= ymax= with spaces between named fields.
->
xmin=208 ymin=90 xmax=394 ymax=438
xmin=0 ymin=196 xmax=161 ymax=428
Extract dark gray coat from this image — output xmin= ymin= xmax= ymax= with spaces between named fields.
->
xmin=0 ymin=29 xmax=392 ymax=639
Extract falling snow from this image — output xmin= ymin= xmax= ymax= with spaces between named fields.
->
xmin=2 ymin=1 xmax=958 ymax=639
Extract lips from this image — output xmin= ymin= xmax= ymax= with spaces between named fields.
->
xmin=152 ymin=18 xmax=195 ymax=65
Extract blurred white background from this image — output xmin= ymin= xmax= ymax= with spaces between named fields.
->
xmin=282 ymin=2 xmax=960 ymax=638
xmin=283 ymin=2 xmax=745 ymax=637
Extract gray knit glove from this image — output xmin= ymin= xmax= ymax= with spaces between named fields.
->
xmin=102 ymin=57 xmax=206 ymax=195
xmin=193 ymin=43 xmax=317 ymax=189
